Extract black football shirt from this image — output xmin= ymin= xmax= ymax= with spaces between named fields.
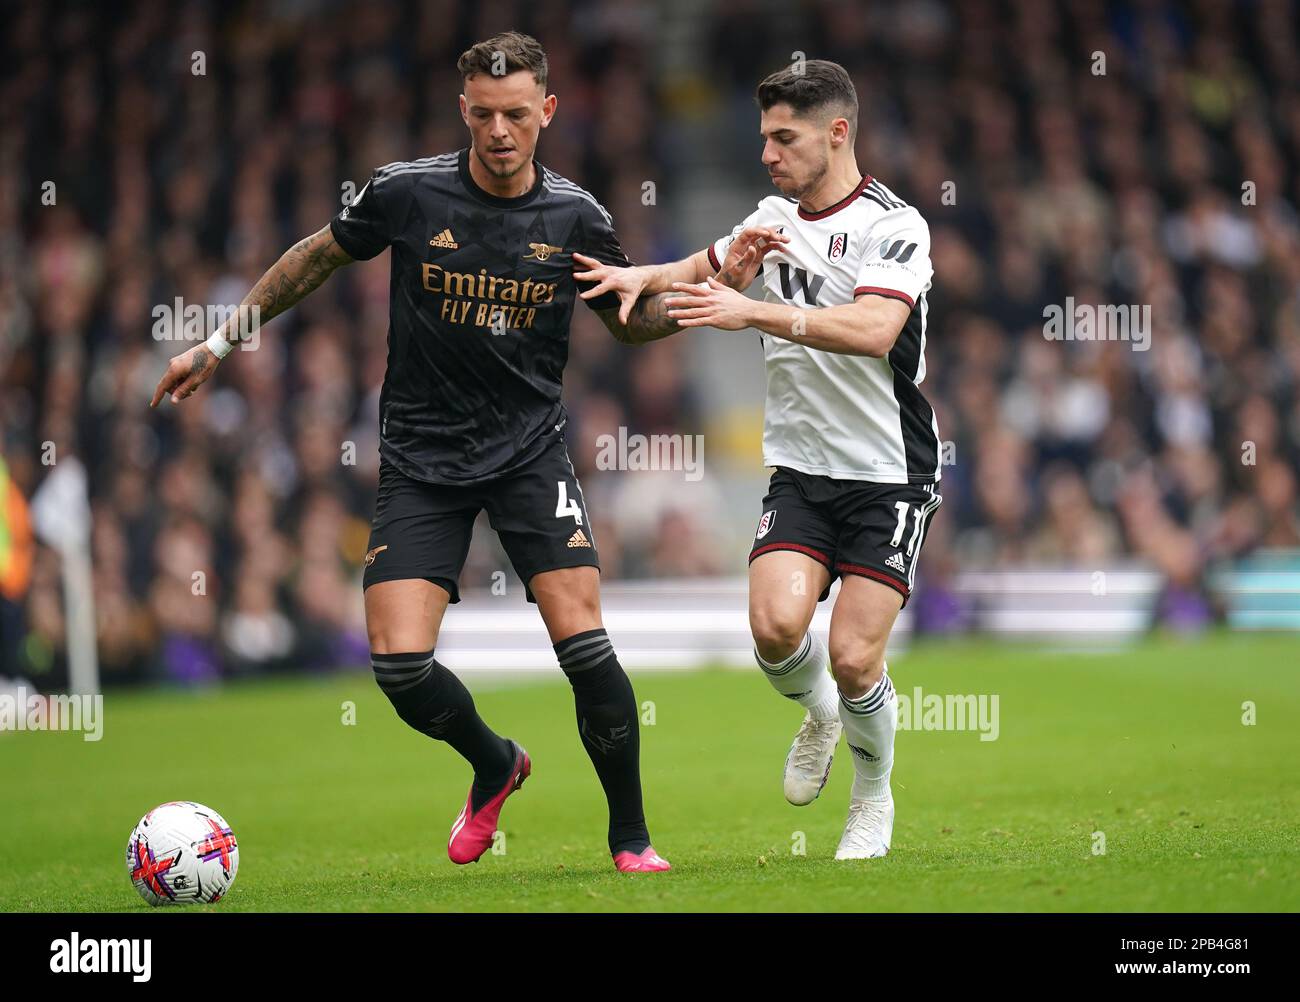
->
xmin=329 ymin=147 xmax=631 ymax=485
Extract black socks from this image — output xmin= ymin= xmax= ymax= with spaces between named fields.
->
xmin=371 ymin=650 xmax=514 ymax=812
xmin=555 ymin=629 xmax=651 ymax=855
xmin=373 ymin=637 xmax=651 ymax=849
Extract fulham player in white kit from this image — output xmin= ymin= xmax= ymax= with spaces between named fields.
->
xmin=574 ymin=59 xmax=940 ymax=858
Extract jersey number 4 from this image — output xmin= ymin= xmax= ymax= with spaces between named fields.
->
xmin=556 ymin=481 xmax=584 ymax=526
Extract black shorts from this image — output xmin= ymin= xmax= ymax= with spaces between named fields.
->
xmin=748 ymin=467 xmax=942 ymax=606
xmin=362 ymin=438 xmax=599 ymax=603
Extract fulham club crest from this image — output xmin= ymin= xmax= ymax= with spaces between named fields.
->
xmin=827 ymin=232 xmax=848 ymax=262
xmin=756 ymin=510 xmax=776 ymax=539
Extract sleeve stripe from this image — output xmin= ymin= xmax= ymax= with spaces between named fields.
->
xmin=541 ymin=170 xmax=614 ymax=226
xmin=706 ymin=244 xmax=721 ymax=272
xmin=854 ymin=286 xmax=914 ymax=307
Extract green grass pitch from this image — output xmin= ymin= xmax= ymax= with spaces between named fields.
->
xmin=2 ymin=633 xmax=1296 ymax=912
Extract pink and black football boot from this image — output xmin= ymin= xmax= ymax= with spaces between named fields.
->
xmin=612 ymin=846 xmax=672 ymax=873
xmin=447 ymin=741 xmax=531 ymax=865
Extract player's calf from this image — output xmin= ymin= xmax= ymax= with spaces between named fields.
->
xmin=756 ymin=629 xmax=840 ymax=716
xmin=555 ymin=628 xmax=669 ymax=870
xmin=370 ymin=650 xmax=516 ymax=809
xmin=834 ymin=661 xmax=898 ymax=860
xmin=755 ymin=632 xmax=842 ymax=805
xmin=830 ymin=643 xmax=896 ymax=799
xmin=827 ymin=577 xmax=901 ymax=858
xmin=750 ymin=552 xmax=841 ymax=804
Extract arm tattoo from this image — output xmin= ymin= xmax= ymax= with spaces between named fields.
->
xmin=716 ymin=258 xmax=746 ymax=290
xmin=602 ymin=291 xmax=683 ymax=345
xmin=217 ymin=225 xmax=353 ymax=346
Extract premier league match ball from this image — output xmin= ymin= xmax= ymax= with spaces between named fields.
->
xmin=126 ymin=801 xmax=239 ymax=906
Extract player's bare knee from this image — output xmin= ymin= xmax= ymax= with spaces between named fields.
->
xmin=366 ymin=625 xmax=397 ymax=656
xmin=750 ymin=607 xmax=806 ymax=662
xmin=569 ymin=591 xmax=601 ymax=624
xmin=363 ymin=579 xmax=444 ymax=654
xmin=364 ymin=607 xmax=437 ymax=655
xmin=532 ymin=568 xmax=604 ymax=642
xmin=366 ymin=626 xmax=437 ymax=657
xmin=829 ymin=645 xmax=885 ymax=698
xmin=365 ymin=605 xmax=397 ymax=653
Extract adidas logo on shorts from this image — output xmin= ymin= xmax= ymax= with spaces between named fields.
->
xmin=567 ymin=529 xmax=592 ymax=548
xmin=885 ymin=551 xmax=906 ymax=574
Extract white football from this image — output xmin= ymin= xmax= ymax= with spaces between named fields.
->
xmin=126 ymin=801 xmax=239 ymax=906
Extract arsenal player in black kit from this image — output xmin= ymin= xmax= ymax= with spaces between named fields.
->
xmin=150 ymin=32 xmax=685 ymax=873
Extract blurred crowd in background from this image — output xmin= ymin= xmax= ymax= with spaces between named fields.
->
xmin=1 ymin=0 xmax=1297 ymax=684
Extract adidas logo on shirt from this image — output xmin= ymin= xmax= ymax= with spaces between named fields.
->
xmin=429 ymin=228 xmax=459 ymax=249
xmin=568 ymin=529 xmax=591 ymax=548
xmin=885 ymin=551 xmax=906 ymax=574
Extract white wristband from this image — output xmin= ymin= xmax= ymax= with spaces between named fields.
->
xmin=204 ymin=330 xmax=234 ymax=359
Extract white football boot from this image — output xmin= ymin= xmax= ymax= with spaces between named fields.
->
xmin=834 ymin=791 xmax=895 ymax=859
xmin=783 ymin=713 xmax=842 ymax=805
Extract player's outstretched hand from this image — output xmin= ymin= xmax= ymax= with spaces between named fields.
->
xmin=667 ymin=276 xmax=754 ymax=331
xmin=573 ymin=252 xmax=649 ymax=326
xmin=717 ymin=226 xmax=789 ymax=290
xmin=150 ymin=343 xmax=220 ymax=407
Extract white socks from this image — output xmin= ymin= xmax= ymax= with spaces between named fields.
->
xmin=838 ymin=665 xmax=897 ymax=801
xmin=755 ymin=632 xmax=839 ymax=721
xmin=758 ymin=637 xmax=898 ymax=800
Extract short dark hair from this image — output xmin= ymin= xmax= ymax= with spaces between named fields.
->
xmin=755 ymin=59 xmax=858 ymax=139
xmin=457 ymin=31 xmax=548 ymax=87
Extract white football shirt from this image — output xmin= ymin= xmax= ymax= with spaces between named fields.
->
xmin=709 ymin=175 xmax=940 ymax=484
